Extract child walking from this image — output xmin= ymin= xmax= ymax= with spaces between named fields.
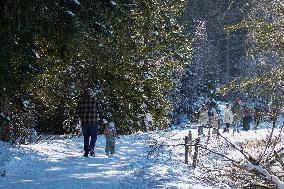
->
xmin=198 ymin=104 xmax=209 ymax=136
xmin=104 ymin=121 xmax=117 ymax=156
xmin=211 ymin=112 xmax=220 ymax=135
xmin=223 ymin=103 xmax=233 ymax=133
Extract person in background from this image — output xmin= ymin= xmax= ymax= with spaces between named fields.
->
xmin=198 ymin=104 xmax=209 ymax=136
xmin=75 ymin=88 xmax=100 ymax=157
xmin=104 ymin=121 xmax=117 ymax=156
xmin=223 ymin=103 xmax=233 ymax=133
xmin=253 ymin=105 xmax=261 ymax=130
xmin=242 ymin=105 xmax=251 ymax=131
xmin=231 ymin=98 xmax=242 ymax=133
xmin=211 ymin=112 xmax=220 ymax=135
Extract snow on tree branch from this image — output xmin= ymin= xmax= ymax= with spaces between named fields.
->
xmin=243 ymin=162 xmax=284 ymax=189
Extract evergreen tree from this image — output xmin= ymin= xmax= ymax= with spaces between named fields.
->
xmin=222 ymin=0 xmax=284 ymax=125
xmin=0 ymin=0 xmax=191 ymax=137
xmin=176 ymin=0 xmax=250 ymax=119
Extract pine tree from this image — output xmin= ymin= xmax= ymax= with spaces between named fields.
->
xmin=0 ymin=0 xmax=191 ymax=136
xmin=222 ymin=0 xmax=284 ymax=125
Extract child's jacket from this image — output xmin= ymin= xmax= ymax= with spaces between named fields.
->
xmin=104 ymin=127 xmax=117 ymax=142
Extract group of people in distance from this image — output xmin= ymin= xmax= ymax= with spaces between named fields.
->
xmin=198 ymin=98 xmax=254 ymax=136
xmin=74 ymin=88 xmax=118 ymax=157
xmin=74 ymin=88 xmax=254 ymax=157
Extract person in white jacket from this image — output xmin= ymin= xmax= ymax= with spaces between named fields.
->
xmin=223 ymin=103 xmax=233 ymax=132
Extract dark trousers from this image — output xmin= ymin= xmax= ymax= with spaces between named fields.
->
xmin=198 ymin=126 xmax=204 ymax=135
xmin=223 ymin=123 xmax=230 ymax=132
xmin=243 ymin=117 xmax=250 ymax=131
xmin=81 ymin=123 xmax=98 ymax=153
xmin=105 ymin=136 xmax=116 ymax=155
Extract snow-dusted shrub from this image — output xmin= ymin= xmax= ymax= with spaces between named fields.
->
xmin=0 ymin=109 xmax=37 ymax=144
xmin=62 ymin=117 xmax=81 ymax=135
xmin=195 ymin=126 xmax=284 ymax=189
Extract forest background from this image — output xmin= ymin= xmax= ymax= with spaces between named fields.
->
xmin=0 ymin=0 xmax=283 ymax=138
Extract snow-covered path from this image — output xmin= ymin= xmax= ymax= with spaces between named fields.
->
xmin=0 ymin=126 xmax=217 ymax=189
xmin=0 ymin=130 xmax=209 ymax=189
xmin=0 ymin=135 xmax=148 ymax=189
xmin=1 ymin=126 xmax=276 ymax=189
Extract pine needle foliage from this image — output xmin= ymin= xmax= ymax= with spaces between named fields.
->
xmin=0 ymin=0 xmax=191 ymax=135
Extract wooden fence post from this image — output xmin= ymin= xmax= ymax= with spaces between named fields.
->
xmin=192 ymin=138 xmax=200 ymax=169
xmin=185 ymin=136 xmax=189 ymax=164
xmin=188 ymin=130 xmax=192 ymax=154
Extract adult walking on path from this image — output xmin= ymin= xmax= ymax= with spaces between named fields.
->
xmin=231 ymin=98 xmax=242 ymax=133
xmin=75 ymin=88 xmax=100 ymax=157
xmin=211 ymin=112 xmax=220 ymax=135
xmin=198 ymin=104 xmax=209 ymax=136
xmin=242 ymin=105 xmax=252 ymax=131
xmin=223 ymin=103 xmax=233 ymax=133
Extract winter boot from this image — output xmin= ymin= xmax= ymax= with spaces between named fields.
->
xmin=89 ymin=148 xmax=95 ymax=157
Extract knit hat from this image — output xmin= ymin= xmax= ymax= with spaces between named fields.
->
xmin=85 ymin=88 xmax=94 ymax=96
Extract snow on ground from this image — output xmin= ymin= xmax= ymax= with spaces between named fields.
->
xmin=0 ymin=122 xmax=283 ymax=189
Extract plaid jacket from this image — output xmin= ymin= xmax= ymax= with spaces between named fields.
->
xmin=75 ymin=94 xmax=99 ymax=124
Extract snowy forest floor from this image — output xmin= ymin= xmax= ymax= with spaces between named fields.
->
xmin=0 ymin=122 xmax=282 ymax=189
